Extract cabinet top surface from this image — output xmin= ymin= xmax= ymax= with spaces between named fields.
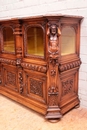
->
xmin=0 ymin=14 xmax=83 ymax=23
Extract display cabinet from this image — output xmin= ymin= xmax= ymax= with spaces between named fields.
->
xmin=0 ymin=15 xmax=83 ymax=122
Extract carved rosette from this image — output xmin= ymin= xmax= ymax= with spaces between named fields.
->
xmin=18 ymin=72 xmax=23 ymax=94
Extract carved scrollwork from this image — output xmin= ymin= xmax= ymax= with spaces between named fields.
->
xmin=19 ymin=72 xmax=23 ymax=94
xmin=21 ymin=62 xmax=47 ymax=73
xmin=59 ymin=60 xmax=81 ymax=72
xmin=0 ymin=58 xmax=16 ymax=66
xmin=62 ymin=79 xmax=73 ymax=96
xmin=30 ymin=78 xmax=43 ymax=97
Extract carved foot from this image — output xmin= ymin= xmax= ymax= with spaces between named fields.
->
xmin=45 ymin=106 xmax=62 ymax=122
xmin=75 ymin=104 xmax=80 ymax=109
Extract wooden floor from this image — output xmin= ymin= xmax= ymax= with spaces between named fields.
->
xmin=0 ymin=94 xmax=87 ymax=130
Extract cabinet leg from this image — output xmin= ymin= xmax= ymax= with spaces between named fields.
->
xmin=45 ymin=106 xmax=62 ymax=122
xmin=75 ymin=103 xmax=80 ymax=109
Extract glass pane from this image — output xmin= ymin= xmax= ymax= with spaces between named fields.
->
xmin=61 ymin=26 xmax=75 ymax=55
xmin=3 ymin=27 xmax=15 ymax=52
xmin=27 ymin=27 xmax=44 ymax=56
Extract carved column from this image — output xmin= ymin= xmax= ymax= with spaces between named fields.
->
xmin=14 ymin=21 xmax=22 ymax=60
xmin=45 ymin=24 xmax=62 ymax=122
xmin=14 ymin=21 xmax=23 ymax=94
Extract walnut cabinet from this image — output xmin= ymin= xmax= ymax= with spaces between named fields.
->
xmin=0 ymin=15 xmax=83 ymax=121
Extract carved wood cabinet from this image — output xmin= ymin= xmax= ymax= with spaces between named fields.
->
xmin=0 ymin=15 xmax=83 ymax=121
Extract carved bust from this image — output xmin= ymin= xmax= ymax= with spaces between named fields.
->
xmin=47 ymin=24 xmax=61 ymax=59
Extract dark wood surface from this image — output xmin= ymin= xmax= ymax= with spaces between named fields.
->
xmin=0 ymin=15 xmax=82 ymax=122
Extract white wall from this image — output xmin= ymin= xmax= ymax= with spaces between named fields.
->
xmin=0 ymin=0 xmax=87 ymax=108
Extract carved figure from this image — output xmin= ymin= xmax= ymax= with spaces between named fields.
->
xmin=47 ymin=24 xmax=61 ymax=59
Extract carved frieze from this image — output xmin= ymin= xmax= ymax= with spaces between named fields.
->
xmin=0 ymin=58 xmax=16 ymax=66
xmin=59 ymin=60 xmax=81 ymax=72
xmin=21 ymin=62 xmax=47 ymax=73
xmin=62 ymin=79 xmax=73 ymax=96
xmin=30 ymin=78 xmax=43 ymax=97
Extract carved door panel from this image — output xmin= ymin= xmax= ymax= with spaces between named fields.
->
xmin=22 ymin=69 xmax=47 ymax=104
xmin=59 ymin=69 xmax=79 ymax=109
xmin=2 ymin=64 xmax=18 ymax=92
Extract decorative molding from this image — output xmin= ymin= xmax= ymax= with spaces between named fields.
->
xmin=62 ymin=79 xmax=73 ymax=96
xmin=30 ymin=78 xmax=43 ymax=97
xmin=7 ymin=71 xmax=16 ymax=86
xmin=59 ymin=60 xmax=81 ymax=72
xmin=0 ymin=58 xmax=16 ymax=66
xmin=21 ymin=62 xmax=47 ymax=73
xmin=19 ymin=72 xmax=23 ymax=94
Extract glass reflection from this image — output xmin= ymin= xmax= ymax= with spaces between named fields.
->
xmin=61 ymin=26 xmax=75 ymax=55
xmin=27 ymin=27 xmax=44 ymax=56
xmin=3 ymin=27 xmax=15 ymax=52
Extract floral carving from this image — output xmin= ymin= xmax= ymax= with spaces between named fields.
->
xmin=62 ymin=79 xmax=73 ymax=96
xmin=30 ymin=78 xmax=43 ymax=97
